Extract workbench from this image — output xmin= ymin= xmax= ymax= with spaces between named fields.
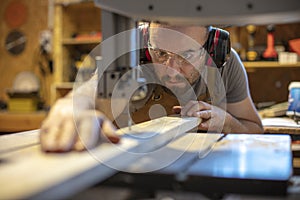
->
xmin=0 ymin=111 xmax=47 ymax=132
xmin=262 ymin=117 xmax=300 ymax=175
xmin=0 ymin=117 xmax=297 ymax=200
xmin=262 ymin=117 xmax=300 ymax=135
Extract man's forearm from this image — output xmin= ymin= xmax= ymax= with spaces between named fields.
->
xmin=224 ymin=112 xmax=264 ymax=134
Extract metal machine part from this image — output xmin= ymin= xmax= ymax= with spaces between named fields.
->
xmin=96 ymin=10 xmax=146 ymax=100
xmin=95 ymin=0 xmax=300 ymax=26
xmin=96 ymin=11 xmax=148 ymax=127
xmin=97 ymin=11 xmax=136 ymax=98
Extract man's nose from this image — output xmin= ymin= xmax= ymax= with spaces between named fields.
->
xmin=165 ymin=56 xmax=181 ymax=76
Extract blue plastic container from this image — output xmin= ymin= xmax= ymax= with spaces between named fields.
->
xmin=286 ymin=82 xmax=300 ymax=121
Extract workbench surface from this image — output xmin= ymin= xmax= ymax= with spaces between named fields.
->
xmin=0 ymin=118 xmax=295 ymax=199
xmin=262 ymin=117 xmax=300 ymax=135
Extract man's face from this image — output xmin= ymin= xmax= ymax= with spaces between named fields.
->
xmin=148 ymin=24 xmax=208 ymax=92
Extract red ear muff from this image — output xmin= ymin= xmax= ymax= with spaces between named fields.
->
xmin=145 ymin=48 xmax=152 ymax=61
xmin=139 ymin=22 xmax=152 ymax=63
xmin=204 ymin=27 xmax=231 ymax=68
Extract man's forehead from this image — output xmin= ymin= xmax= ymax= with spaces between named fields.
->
xmin=149 ymin=25 xmax=207 ymax=52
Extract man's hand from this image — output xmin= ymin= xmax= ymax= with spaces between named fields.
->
xmin=40 ymin=98 xmax=120 ymax=152
xmin=173 ymin=100 xmax=227 ymax=132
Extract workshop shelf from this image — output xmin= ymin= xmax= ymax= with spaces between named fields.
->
xmin=52 ymin=0 xmax=101 ymax=104
xmin=244 ymin=61 xmax=300 ymax=68
xmin=62 ymin=38 xmax=101 ymax=45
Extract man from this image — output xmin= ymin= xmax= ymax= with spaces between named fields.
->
xmin=40 ymin=23 xmax=263 ymax=152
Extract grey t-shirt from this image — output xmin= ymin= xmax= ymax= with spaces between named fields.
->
xmin=193 ymin=48 xmax=249 ymax=105
xmin=220 ymin=48 xmax=249 ymax=103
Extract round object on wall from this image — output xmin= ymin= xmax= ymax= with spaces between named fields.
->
xmin=4 ymin=0 xmax=28 ymax=28
xmin=5 ymin=30 xmax=27 ymax=55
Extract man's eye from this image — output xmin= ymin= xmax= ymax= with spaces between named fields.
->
xmin=157 ymin=50 xmax=168 ymax=57
xmin=181 ymin=52 xmax=194 ymax=60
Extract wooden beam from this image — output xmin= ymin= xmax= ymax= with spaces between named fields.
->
xmin=0 ymin=116 xmax=200 ymax=199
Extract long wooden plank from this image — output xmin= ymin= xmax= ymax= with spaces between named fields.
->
xmin=0 ymin=116 xmax=199 ymax=200
xmin=123 ymin=133 xmax=223 ymax=173
xmin=0 ymin=130 xmax=39 ymax=154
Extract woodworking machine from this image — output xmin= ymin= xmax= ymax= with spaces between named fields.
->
xmin=92 ymin=0 xmax=300 ymax=196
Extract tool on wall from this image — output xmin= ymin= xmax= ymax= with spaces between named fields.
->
xmin=5 ymin=30 xmax=27 ymax=56
xmin=263 ymin=25 xmax=278 ymax=60
xmin=246 ymin=25 xmax=258 ymax=61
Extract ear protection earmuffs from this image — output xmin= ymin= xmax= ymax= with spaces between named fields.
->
xmin=204 ymin=26 xmax=231 ymax=68
xmin=139 ymin=24 xmax=231 ymax=68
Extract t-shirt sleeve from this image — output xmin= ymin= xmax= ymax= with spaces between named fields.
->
xmin=222 ymin=49 xmax=249 ymax=103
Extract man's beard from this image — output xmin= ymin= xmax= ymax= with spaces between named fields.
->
xmin=161 ymin=74 xmax=194 ymax=97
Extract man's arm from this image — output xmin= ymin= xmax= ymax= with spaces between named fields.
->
xmin=179 ymin=48 xmax=263 ymax=133
xmin=223 ymin=96 xmax=264 ymax=133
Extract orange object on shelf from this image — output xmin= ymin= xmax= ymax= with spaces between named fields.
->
xmin=289 ymin=38 xmax=300 ymax=56
xmin=75 ymin=32 xmax=102 ymax=41
xmin=263 ymin=25 xmax=278 ymax=60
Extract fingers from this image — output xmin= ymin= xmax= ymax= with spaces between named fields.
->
xmin=39 ymin=96 xmax=120 ymax=152
xmin=198 ymin=120 xmax=209 ymax=129
xmin=40 ymin=125 xmax=60 ymax=152
xmin=73 ymin=110 xmax=121 ymax=151
xmin=196 ymin=110 xmax=212 ymax=119
xmin=73 ymin=111 xmax=119 ymax=151
xmin=40 ymin=99 xmax=76 ymax=151
xmin=40 ymin=117 xmax=61 ymax=152
xmin=178 ymin=101 xmax=212 ymax=131
xmin=197 ymin=111 xmax=212 ymax=129
xmin=58 ymin=120 xmax=76 ymax=151
xmin=181 ymin=100 xmax=211 ymax=117
xmin=40 ymin=109 xmax=120 ymax=153
xmin=101 ymin=120 xmax=120 ymax=144
xmin=40 ymin=119 xmax=76 ymax=152
xmin=172 ymin=106 xmax=182 ymax=114
xmin=40 ymin=110 xmax=120 ymax=152
xmin=74 ymin=113 xmax=100 ymax=151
